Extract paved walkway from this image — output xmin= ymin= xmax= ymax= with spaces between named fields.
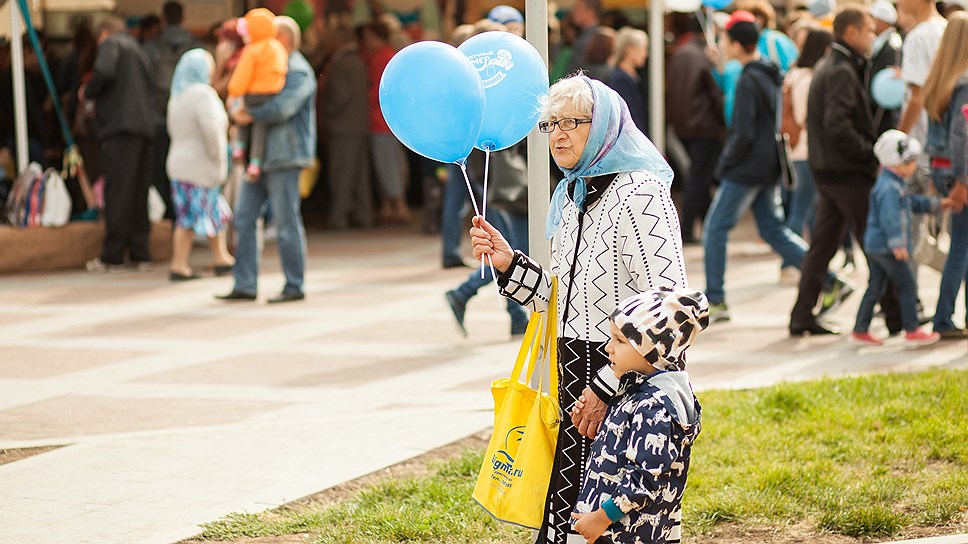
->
xmin=0 ymin=218 xmax=965 ymax=544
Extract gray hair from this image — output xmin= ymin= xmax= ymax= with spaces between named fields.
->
xmin=610 ymin=27 xmax=648 ymax=66
xmin=540 ymin=74 xmax=595 ymax=120
xmin=274 ymin=16 xmax=301 ymax=52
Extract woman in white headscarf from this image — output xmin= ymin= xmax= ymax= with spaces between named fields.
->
xmin=166 ymin=48 xmax=235 ymax=280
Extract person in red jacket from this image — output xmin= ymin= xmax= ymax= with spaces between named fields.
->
xmin=360 ymin=20 xmax=410 ymax=223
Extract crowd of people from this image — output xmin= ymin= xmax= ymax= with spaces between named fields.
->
xmin=1 ymin=0 xmax=967 ymax=340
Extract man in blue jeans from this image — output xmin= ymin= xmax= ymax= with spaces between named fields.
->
xmin=217 ymin=16 xmax=315 ymax=303
xmin=444 ymin=144 xmax=530 ymax=337
xmin=703 ymin=12 xmax=807 ymax=323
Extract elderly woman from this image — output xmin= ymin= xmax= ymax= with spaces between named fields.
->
xmin=166 ymin=48 xmax=234 ymax=280
xmin=471 ymin=75 xmax=689 ymax=544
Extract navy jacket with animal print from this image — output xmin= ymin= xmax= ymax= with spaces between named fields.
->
xmin=574 ymin=370 xmax=701 ymax=544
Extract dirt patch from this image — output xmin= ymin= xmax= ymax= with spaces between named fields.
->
xmin=0 ymin=445 xmax=63 ymax=466
xmin=686 ymin=520 xmax=968 ymax=543
xmin=178 ymin=432 xmax=968 ymax=544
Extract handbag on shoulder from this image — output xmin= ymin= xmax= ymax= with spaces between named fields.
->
xmin=473 ymin=278 xmax=560 ymax=529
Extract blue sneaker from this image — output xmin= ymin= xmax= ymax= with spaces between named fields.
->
xmin=445 ymin=290 xmax=467 ymax=337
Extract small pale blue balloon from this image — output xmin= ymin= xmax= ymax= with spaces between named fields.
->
xmin=702 ymin=0 xmax=733 ymax=11
xmin=871 ymin=68 xmax=906 ymax=110
xmin=458 ymin=31 xmax=549 ymax=152
xmin=379 ymin=41 xmax=485 ymax=164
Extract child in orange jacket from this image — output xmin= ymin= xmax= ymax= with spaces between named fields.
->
xmin=227 ymin=8 xmax=288 ymax=181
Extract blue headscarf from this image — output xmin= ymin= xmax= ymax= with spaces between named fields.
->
xmin=170 ymin=48 xmax=215 ymax=98
xmin=545 ymin=76 xmax=673 ymax=239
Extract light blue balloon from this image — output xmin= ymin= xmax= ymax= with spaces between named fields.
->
xmin=458 ymin=31 xmax=549 ymax=152
xmin=702 ymin=0 xmax=733 ymax=10
xmin=379 ymin=41 xmax=485 ymax=164
xmin=871 ymin=68 xmax=905 ymax=110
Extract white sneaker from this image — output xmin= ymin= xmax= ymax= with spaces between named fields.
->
xmin=779 ymin=266 xmax=801 ymax=286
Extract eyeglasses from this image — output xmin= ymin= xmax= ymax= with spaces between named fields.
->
xmin=538 ymin=118 xmax=593 ymax=133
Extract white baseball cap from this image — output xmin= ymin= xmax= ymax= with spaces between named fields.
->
xmin=871 ymin=0 xmax=898 ymax=25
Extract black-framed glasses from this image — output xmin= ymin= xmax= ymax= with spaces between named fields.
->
xmin=538 ymin=118 xmax=593 ymax=133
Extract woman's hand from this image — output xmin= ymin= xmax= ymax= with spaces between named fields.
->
xmin=470 ymin=215 xmax=514 ymax=273
xmin=571 ymin=509 xmax=611 ymax=543
xmin=571 ymin=387 xmax=607 ymax=439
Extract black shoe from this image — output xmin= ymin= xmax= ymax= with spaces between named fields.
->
xmin=169 ymin=271 xmax=201 ymax=282
xmin=215 ymin=290 xmax=257 ymax=301
xmin=789 ymin=321 xmax=840 ymax=337
xmin=445 ymin=290 xmax=468 ymax=337
xmin=213 ymin=264 xmax=233 ymax=277
xmin=268 ymin=291 xmax=305 ymax=304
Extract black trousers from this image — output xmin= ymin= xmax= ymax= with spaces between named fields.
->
xmin=679 ymin=137 xmax=722 ymax=242
xmin=790 ymin=176 xmax=901 ymax=330
xmin=100 ymin=135 xmax=152 ymax=265
xmin=152 ymin=124 xmax=175 ymax=221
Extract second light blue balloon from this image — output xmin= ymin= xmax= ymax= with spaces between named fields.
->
xmin=459 ymin=31 xmax=549 ymax=152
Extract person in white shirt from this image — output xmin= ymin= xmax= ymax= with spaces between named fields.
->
xmin=897 ymin=0 xmax=947 ymax=142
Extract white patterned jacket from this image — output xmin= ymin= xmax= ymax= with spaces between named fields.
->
xmin=497 ymin=170 xmax=689 ymax=400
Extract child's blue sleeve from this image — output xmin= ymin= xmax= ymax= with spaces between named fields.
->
xmin=609 ymin=402 xmax=677 ymax=514
xmin=910 ymin=194 xmax=940 ymax=215
xmin=874 ymin=186 xmax=905 ymax=250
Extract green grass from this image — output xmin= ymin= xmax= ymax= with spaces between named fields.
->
xmin=196 ymin=368 xmax=968 ymax=543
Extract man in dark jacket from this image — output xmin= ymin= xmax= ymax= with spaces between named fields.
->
xmin=666 ymin=13 xmax=725 ymax=244
xmin=144 ymin=1 xmax=197 ymax=221
xmin=702 ymin=11 xmax=808 ymax=323
xmin=789 ymin=6 xmax=900 ymax=335
xmin=84 ymin=16 xmax=155 ymax=271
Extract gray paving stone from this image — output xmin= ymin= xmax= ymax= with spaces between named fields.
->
xmin=0 ymin=220 xmax=965 ymax=544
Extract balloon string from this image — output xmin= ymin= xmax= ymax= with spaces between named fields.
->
xmin=459 ymin=161 xmax=499 ymax=296
xmin=481 ymin=149 xmax=491 ymax=279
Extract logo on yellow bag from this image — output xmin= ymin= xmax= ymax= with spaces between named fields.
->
xmin=492 ymin=426 xmax=526 ymax=480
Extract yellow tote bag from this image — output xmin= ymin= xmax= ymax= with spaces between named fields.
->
xmin=473 ymin=279 xmax=560 ymax=529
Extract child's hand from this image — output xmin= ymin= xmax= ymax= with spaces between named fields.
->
xmin=893 ymin=247 xmax=909 ymax=261
xmin=949 ymin=182 xmax=968 ymax=209
xmin=571 ymin=509 xmax=612 ymax=543
xmin=942 ymin=197 xmax=964 ymax=213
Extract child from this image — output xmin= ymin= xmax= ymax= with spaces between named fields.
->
xmin=227 ymin=8 xmax=288 ymax=181
xmin=851 ymin=130 xmax=951 ymax=347
xmin=571 ymin=287 xmax=707 ymax=544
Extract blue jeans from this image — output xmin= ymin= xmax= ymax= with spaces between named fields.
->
xmin=452 ymin=209 xmax=529 ymax=325
xmin=931 ymin=167 xmax=968 ymax=331
xmin=783 ymin=160 xmax=816 ymax=236
xmin=703 ymin=179 xmax=809 ymax=304
xmin=233 ymin=168 xmax=307 ymax=296
xmin=441 ymin=163 xmax=483 ymax=265
xmin=855 ymin=252 xmax=920 ymax=332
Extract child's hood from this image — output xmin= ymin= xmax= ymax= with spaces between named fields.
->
xmin=244 ymin=8 xmax=277 ymax=42
xmin=649 ymin=371 xmax=700 ymax=427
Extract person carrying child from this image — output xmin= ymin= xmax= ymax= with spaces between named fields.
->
xmin=851 ymin=130 xmax=953 ymax=347
xmin=570 ymin=287 xmax=707 ymax=544
xmin=227 ymin=8 xmax=288 ymax=182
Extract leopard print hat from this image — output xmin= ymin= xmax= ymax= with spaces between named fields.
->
xmin=609 ymin=287 xmax=709 ymax=371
